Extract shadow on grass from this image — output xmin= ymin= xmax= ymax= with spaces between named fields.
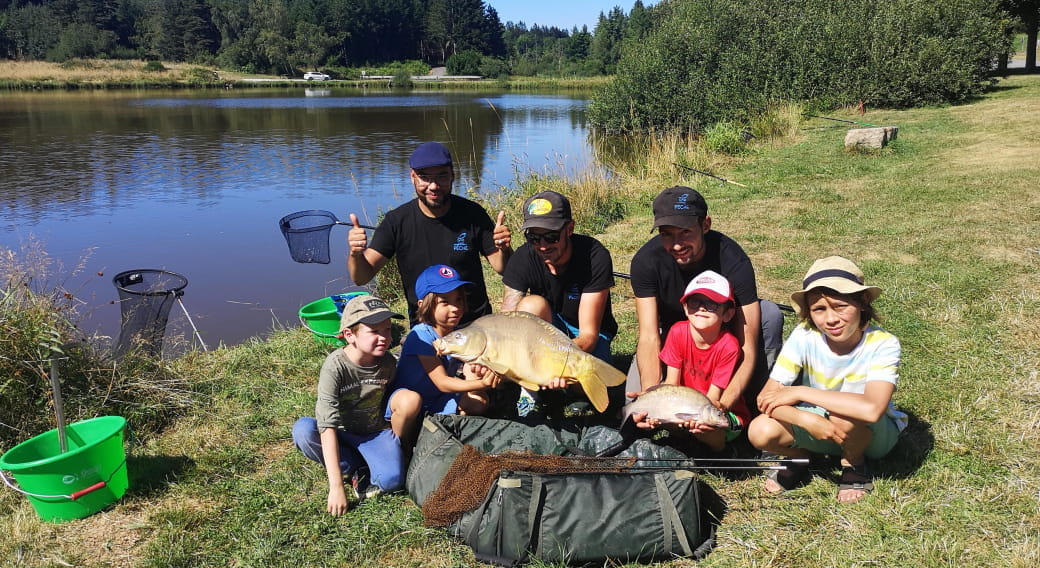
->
xmin=810 ymin=409 xmax=933 ymax=487
xmin=879 ymin=409 xmax=933 ymax=479
xmin=126 ymin=454 xmax=195 ymax=498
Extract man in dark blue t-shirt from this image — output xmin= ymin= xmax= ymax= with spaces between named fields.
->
xmin=627 ymin=186 xmax=783 ymax=414
xmin=501 ymin=191 xmax=617 ymax=362
xmin=347 ymin=142 xmax=512 ymax=324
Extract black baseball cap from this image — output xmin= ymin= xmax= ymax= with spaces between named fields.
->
xmin=652 ymin=186 xmax=708 ymax=229
xmin=521 ymin=191 xmax=572 ymax=231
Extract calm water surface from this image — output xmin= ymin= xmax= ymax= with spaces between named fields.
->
xmin=0 ymin=88 xmax=596 ymax=350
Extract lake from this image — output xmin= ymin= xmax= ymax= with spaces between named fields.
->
xmin=0 ymin=88 xmax=596 ymax=351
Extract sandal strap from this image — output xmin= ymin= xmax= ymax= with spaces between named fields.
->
xmin=838 ymin=463 xmax=874 ymax=490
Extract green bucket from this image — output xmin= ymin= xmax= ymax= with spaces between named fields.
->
xmin=0 ymin=416 xmax=129 ymax=523
xmin=298 ymin=292 xmax=371 ymax=347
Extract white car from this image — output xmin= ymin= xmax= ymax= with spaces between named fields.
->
xmin=303 ymin=71 xmax=330 ymax=81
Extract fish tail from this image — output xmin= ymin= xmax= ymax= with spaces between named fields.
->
xmin=576 ymin=375 xmax=610 ymax=413
xmin=592 ymin=358 xmax=627 ymax=387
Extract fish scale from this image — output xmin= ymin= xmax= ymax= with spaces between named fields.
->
xmin=432 ymin=311 xmax=626 ymax=412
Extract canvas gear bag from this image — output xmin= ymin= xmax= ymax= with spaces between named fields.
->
xmin=407 ymin=414 xmax=718 ymax=566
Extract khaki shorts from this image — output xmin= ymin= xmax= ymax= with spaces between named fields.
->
xmin=790 ymin=403 xmax=901 ymax=459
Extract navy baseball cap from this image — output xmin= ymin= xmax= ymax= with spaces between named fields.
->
xmin=409 ymin=142 xmax=453 ymax=170
xmin=415 ymin=264 xmax=471 ymax=298
xmin=652 ymin=186 xmax=708 ymax=229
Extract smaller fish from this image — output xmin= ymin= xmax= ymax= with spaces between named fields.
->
xmin=621 ymin=384 xmax=729 ymax=429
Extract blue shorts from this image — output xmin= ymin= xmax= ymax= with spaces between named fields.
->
xmin=552 ymin=313 xmax=614 ymax=363
xmin=789 ymin=403 xmax=902 ymax=459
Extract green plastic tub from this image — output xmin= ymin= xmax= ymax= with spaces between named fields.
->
xmin=0 ymin=416 xmax=129 ymax=523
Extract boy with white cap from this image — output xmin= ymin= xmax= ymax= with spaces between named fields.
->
xmin=630 ymin=270 xmax=750 ymax=452
xmin=291 ymin=294 xmax=409 ymax=515
xmin=748 ymin=256 xmax=907 ymax=503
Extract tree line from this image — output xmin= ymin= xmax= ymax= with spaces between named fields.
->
xmin=590 ymin=0 xmax=1031 ymax=133
xmin=0 ymin=0 xmax=656 ymax=77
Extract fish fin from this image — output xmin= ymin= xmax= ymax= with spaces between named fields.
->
xmin=674 ymin=413 xmax=697 ymax=422
xmin=513 ymin=378 xmax=542 ymax=391
xmin=479 ymin=359 xmax=511 ymax=376
xmin=575 ymin=375 xmax=610 ymax=413
xmin=592 ymin=358 xmax=627 ymax=387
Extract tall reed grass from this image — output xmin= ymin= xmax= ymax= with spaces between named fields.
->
xmin=0 ymin=241 xmax=199 ymax=449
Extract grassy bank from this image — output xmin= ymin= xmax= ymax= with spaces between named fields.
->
xmin=2 ymin=76 xmax=1039 ymax=567
xmin=0 ymin=59 xmax=609 ymax=91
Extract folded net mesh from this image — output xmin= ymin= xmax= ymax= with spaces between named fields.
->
xmin=112 ymin=269 xmax=187 ymax=359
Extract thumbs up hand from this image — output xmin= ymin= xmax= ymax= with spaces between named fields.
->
xmin=493 ymin=210 xmax=511 ymax=249
xmin=348 ymin=213 xmax=368 ymax=257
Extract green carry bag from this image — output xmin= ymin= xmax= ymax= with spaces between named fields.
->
xmin=407 ymin=414 xmax=719 ymax=566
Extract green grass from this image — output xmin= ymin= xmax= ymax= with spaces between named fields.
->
xmin=2 ymin=76 xmax=1040 ymax=567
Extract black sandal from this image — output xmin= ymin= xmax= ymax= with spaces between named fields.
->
xmin=837 ymin=462 xmax=874 ymax=503
xmin=763 ymin=458 xmax=810 ymax=493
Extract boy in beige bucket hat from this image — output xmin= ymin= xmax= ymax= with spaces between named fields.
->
xmin=747 ymin=256 xmax=907 ymax=504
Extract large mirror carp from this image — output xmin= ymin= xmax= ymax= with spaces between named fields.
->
xmin=432 ymin=311 xmax=626 ymax=412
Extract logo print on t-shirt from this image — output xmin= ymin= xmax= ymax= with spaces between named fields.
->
xmin=567 ymin=283 xmax=580 ymax=300
xmin=453 ymin=232 xmax=469 ymax=251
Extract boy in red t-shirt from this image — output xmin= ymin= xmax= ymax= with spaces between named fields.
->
xmin=655 ymin=270 xmax=751 ymax=452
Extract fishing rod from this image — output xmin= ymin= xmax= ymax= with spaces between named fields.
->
xmin=673 ymin=163 xmax=746 ymax=187
xmin=801 ymin=113 xmax=878 ymax=128
xmin=487 ymin=455 xmax=810 ymax=471
xmin=610 ymin=270 xmax=794 ymax=313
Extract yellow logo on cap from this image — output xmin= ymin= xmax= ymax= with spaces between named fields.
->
xmin=527 ymin=198 xmax=553 ymax=216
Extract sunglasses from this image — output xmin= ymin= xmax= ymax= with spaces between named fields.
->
xmin=415 ymin=172 xmax=453 ymax=185
xmin=524 ymin=230 xmax=562 ymax=245
xmin=685 ymin=297 xmax=723 ymax=313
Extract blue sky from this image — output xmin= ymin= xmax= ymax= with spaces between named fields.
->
xmin=490 ymin=0 xmax=659 ymax=32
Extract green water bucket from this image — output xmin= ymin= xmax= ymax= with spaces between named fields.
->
xmin=298 ymin=292 xmax=370 ymax=347
xmin=0 ymin=416 xmax=129 ymax=523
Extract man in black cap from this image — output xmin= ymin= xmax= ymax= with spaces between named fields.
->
xmin=627 ymin=186 xmax=783 ymax=415
xmin=347 ymin=141 xmax=512 ymax=324
xmin=501 ymin=191 xmax=617 ymax=362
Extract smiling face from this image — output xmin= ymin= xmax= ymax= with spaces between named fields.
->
xmin=418 ymin=287 xmax=467 ymax=335
xmin=524 ymin=221 xmax=573 ymax=269
xmin=411 ymin=165 xmax=454 ymax=213
xmin=344 ymin=319 xmax=392 ymax=364
xmin=805 ymin=290 xmax=866 ymax=355
xmin=684 ymin=293 xmax=734 ymax=336
xmin=658 ymin=217 xmax=711 ymax=266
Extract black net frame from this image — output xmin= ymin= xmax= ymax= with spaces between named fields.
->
xmin=279 ymin=210 xmax=339 ymax=264
xmin=112 ymin=269 xmax=188 ymax=359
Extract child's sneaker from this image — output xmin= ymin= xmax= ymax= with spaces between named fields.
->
xmin=350 ymin=467 xmax=383 ymax=501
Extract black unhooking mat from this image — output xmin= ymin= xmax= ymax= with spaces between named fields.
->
xmin=406 ymin=414 xmax=721 ymax=566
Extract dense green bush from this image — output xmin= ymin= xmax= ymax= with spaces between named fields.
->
xmin=446 ymin=50 xmax=482 ymax=75
xmin=589 ymin=0 xmax=1012 ymax=133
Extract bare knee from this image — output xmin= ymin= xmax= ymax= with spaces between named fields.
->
xmin=457 ymin=390 xmax=489 ymax=416
xmin=391 ymin=389 xmax=422 ymax=418
xmin=747 ymin=414 xmax=793 ymax=451
xmin=515 ymin=295 xmax=551 ymax=321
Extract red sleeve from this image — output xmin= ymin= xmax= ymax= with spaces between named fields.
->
xmin=658 ymin=322 xmax=687 ymax=370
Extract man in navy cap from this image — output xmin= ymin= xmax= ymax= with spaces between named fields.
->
xmin=627 ymin=186 xmax=784 ymax=417
xmin=347 ymin=141 xmax=512 ymax=324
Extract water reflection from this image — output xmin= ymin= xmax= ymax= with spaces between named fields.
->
xmin=0 ymin=88 xmax=594 ymax=349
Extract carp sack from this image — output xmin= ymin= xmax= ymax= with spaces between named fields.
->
xmin=621 ymin=384 xmax=729 ymax=428
xmin=432 ymin=310 xmax=627 ymax=413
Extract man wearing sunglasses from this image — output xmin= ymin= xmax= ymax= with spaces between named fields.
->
xmin=501 ymin=191 xmax=618 ymax=363
xmin=347 ymin=141 xmax=512 ymax=324
xmin=627 ymin=186 xmax=784 ymax=418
